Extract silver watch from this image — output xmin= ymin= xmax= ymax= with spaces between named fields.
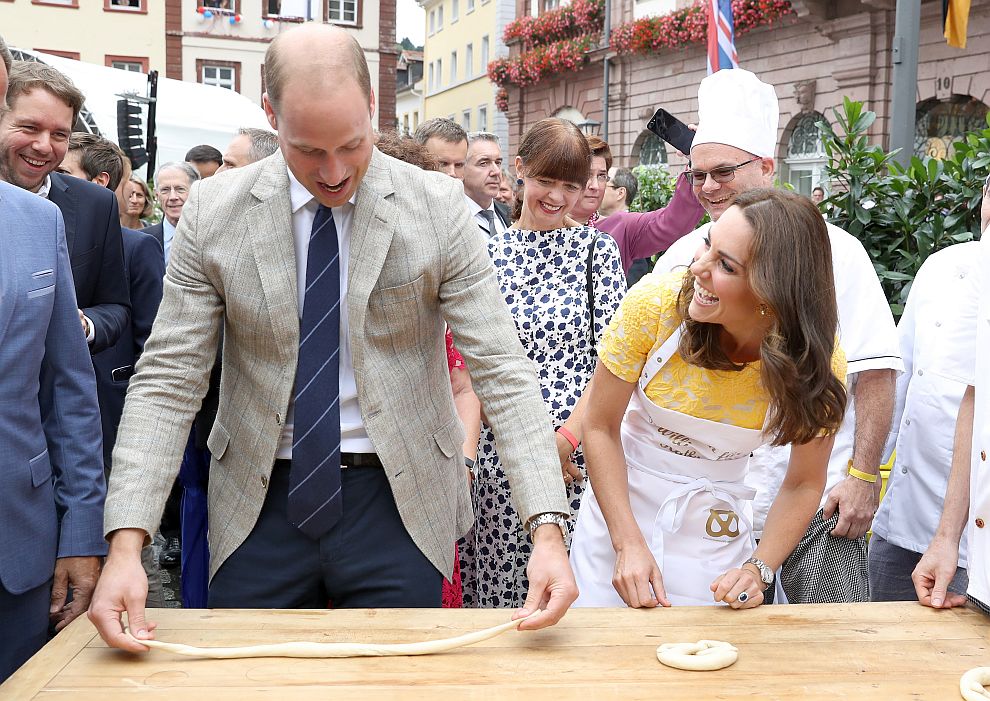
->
xmin=745 ymin=556 xmax=774 ymax=588
xmin=527 ymin=512 xmax=567 ymax=539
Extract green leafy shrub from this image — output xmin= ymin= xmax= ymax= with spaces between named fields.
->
xmin=820 ymin=97 xmax=987 ymax=315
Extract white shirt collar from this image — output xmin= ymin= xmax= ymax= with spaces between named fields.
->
xmin=287 ymin=167 xmax=357 ymax=213
xmin=36 ymin=175 xmax=53 ymax=199
xmin=465 ymin=194 xmax=494 ymax=218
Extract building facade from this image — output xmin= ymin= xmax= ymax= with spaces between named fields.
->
xmin=0 ymin=0 xmax=166 ymax=73
xmin=165 ymin=0 xmax=397 ymax=130
xmin=503 ymin=0 xmax=990 ymax=196
xmin=418 ymin=0 xmax=513 ymax=147
xmin=396 ymin=49 xmax=424 ymax=135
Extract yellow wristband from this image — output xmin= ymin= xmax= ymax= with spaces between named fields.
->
xmin=847 ymin=461 xmax=878 ymax=484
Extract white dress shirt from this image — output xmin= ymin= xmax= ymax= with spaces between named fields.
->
xmin=654 ymin=222 xmax=904 ymax=536
xmin=162 ymin=217 xmax=176 ymax=264
xmin=466 ymin=194 xmax=507 ymax=237
xmin=873 ymin=241 xmax=980 ymax=565
xmin=275 ymin=168 xmax=375 ymax=459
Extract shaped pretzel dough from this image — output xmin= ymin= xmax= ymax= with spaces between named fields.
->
xmin=960 ymin=667 xmax=990 ymax=700
xmin=656 ymin=640 xmax=738 ymax=671
xmin=127 ymin=614 xmax=535 ymax=659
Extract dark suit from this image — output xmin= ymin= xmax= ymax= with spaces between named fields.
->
xmin=92 ymin=228 xmax=165 ymax=471
xmin=142 ymin=222 xmax=164 ymax=250
xmin=48 ymin=172 xmax=131 ymax=354
xmin=494 ymin=200 xmax=511 ymax=227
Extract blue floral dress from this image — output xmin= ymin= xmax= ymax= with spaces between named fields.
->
xmin=460 ymin=225 xmax=627 ymax=608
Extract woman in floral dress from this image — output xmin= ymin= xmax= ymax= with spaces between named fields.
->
xmin=460 ymin=118 xmax=626 ymax=608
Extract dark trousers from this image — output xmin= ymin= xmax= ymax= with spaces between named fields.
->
xmin=209 ymin=461 xmax=442 ymax=608
xmin=0 ymin=579 xmax=51 ymax=683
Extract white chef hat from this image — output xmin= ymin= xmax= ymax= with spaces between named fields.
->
xmin=692 ymin=69 xmax=779 ymax=158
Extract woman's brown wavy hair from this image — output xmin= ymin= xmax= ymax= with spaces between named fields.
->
xmin=676 ymin=188 xmax=847 ymax=446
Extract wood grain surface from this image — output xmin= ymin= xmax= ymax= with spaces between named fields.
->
xmin=2 ymin=603 xmax=988 ymax=700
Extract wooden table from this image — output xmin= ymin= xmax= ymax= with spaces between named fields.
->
xmin=3 ymin=603 xmax=989 ymax=700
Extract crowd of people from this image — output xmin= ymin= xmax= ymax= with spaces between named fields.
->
xmin=1 ymin=22 xmax=987 ymax=686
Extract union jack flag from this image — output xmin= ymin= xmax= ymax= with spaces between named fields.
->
xmin=706 ymin=0 xmax=739 ymax=74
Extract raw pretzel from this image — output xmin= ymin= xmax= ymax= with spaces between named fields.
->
xmin=126 ymin=614 xmax=535 ymax=659
xmin=960 ymin=667 xmax=990 ymax=700
xmin=656 ymin=640 xmax=738 ymax=671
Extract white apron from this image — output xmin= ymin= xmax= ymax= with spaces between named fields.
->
xmin=571 ymin=326 xmax=768 ymax=607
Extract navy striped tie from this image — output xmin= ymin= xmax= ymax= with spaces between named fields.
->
xmin=288 ymin=204 xmax=342 ymax=539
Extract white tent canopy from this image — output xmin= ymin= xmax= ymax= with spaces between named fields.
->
xmin=20 ymin=50 xmax=271 ymax=176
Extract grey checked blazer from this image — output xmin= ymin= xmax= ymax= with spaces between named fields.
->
xmin=104 ymin=149 xmax=568 ymax=579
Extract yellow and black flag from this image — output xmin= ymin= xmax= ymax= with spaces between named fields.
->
xmin=943 ymin=0 xmax=971 ymax=49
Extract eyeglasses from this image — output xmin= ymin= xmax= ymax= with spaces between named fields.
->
xmin=683 ymin=157 xmax=762 ymax=185
xmin=591 ymin=173 xmax=610 ymax=184
xmin=157 ymin=186 xmax=189 ymax=196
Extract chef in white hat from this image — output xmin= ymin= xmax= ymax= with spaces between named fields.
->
xmin=653 ymin=68 xmax=902 ymax=605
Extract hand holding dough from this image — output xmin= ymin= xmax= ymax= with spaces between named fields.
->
xmin=656 ymin=640 xmax=738 ymax=671
xmin=960 ymin=667 xmax=990 ymax=701
xmin=125 ymin=614 xmax=536 ymax=659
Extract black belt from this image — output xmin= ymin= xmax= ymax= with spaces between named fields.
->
xmin=275 ymin=453 xmax=383 ymax=470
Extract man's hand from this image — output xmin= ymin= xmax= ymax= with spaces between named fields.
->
xmin=87 ymin=529 xmax=156 ymax=652
xmin=612 ymin=539 xmax=669 ymax=608
xmin=49 ymin=556 xmax=101 ymax=631
xmin=77 ymin=309 xmax=91 ymax=336
xmin=515 ymin=523 xmax=578 ymax=630
xmin=913 ymin=536 xmax=967 ymax=609
xmin=823 ymin=474 xmax=880 ymax=539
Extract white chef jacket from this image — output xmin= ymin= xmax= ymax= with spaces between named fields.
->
xmin=654 ymin=221 xmax=903 ymax=536
xmin=941 ymin=232 xmax=990 ymax=609
xmin=873 ymin=242 xmax=980 ymax=566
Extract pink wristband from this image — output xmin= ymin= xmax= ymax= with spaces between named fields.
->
xmin=556 ymin=426 xmax=579 ymax=452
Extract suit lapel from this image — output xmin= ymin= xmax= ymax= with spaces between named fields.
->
xmin=247 ymin=152 xmax=299 ymax=363
xmin=47 ymin=173 xmax=77 ymax=257
xmin=347 ymin=149 xmax=395 ymax=372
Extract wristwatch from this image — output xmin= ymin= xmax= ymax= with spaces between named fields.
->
xmin=527 ymin=512 xmax=567 ymax=540
xmin=744 ymin=556 xmax=775 ymax=589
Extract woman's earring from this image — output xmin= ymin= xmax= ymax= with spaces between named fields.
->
xmin=759 ymin=304 xmax=769 ymax=317
xmin=516 ymin=178 xmax=524 ymax=186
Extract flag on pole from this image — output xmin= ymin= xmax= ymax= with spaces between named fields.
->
xmin=943 ymin=0 xmax=971 ymax=48
xmin=707 ymin=0 xmax=740 ymax=74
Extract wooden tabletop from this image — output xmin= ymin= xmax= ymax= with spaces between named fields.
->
xmin=3 ymin=603 xmax=989 ymax=700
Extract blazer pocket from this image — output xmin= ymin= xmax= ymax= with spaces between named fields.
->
xmin=29 ymin=449 xmax=53 ymax=488
xmin=369 ymin=275 xmax=426 ymax=353
xmin=432 ymin=418 xmax=464 ymax=459
xmin=372 ymin=274 xmax=425 ymax=307
xmin=27 ymin=269 xmax=55 ymax=299
xmin=207 ymin=422 xmax=230 ymax=460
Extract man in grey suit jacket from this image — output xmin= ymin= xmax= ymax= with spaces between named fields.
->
xmin=91 ymin=25 xmax=575 ymax=651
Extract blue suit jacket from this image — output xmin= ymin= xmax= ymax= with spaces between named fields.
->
xmin=0 ymin=182 xmax=107 ymax=595
xmin=48 ymin=172 xmax=131 ymax=354
xmin=92 ymin=229 xmax=165 ymax=470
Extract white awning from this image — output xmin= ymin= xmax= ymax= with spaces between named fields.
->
xmin=20 ymin=50 xmax=271 ymax=176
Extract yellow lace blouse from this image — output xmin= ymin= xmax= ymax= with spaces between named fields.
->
xmin=598 ymin=271 xmax=847 ymax=430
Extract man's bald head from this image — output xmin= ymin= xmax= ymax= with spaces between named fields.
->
xmin=264 ymin=24 xmax=371 ymax=116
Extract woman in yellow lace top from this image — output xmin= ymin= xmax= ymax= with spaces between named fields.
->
xmin=570 ymin=188 xmax=848 ymax=608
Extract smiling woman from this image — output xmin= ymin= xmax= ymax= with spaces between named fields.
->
xmin=570 ymin=188 xmax=847 ymax=611
xmin=459 ymin=118 xmax=627 ymax=609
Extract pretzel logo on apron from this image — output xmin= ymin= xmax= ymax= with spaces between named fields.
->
xmin=705 ymin=509 xmax=741 ymax=539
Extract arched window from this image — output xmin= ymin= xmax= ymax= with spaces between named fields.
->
xmin=783 ymin=112 xmax=827 ymax=196
xmin=915 ymin=95 xmax=989 ymax=159
xmin=638 ymin=132 xmax=667 ymax=166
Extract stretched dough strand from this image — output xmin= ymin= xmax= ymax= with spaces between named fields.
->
xmin=126 ymin=614 xmax=534 ymax=659
xmin=960 ymin=667 xmax=990 ymax=701
xmin=656 ymin=640 xmax=738 ymax=671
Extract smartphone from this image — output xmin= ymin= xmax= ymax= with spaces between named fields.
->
xmin=647 ymin=108 xmax=694 ymax=156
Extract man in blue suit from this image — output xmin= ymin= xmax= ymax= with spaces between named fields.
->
xmin=0 ymin=60 xmax=129 ymax=354
xmin=0 ymin=38 xmax=108 ymax=682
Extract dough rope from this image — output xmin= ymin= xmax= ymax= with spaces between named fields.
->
xmin=126 ymin=614 xmax=536 ymax=659
xmin=960 ymin=667 xmax=990 ymax=701
xmin=656 ymin=640 xmax=738 ymax=671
